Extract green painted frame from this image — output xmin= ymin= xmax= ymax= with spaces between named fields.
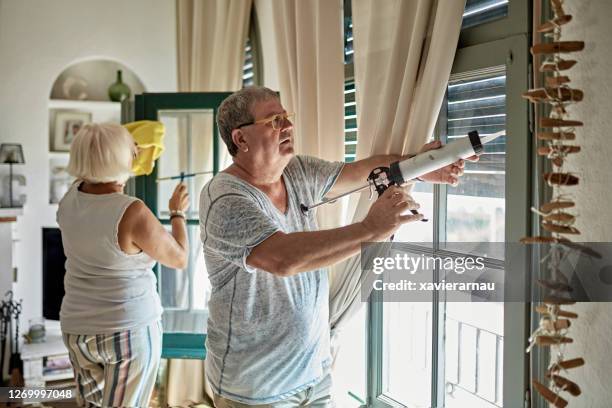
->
xmin=134 ymin=92 xmax=232 ymax=359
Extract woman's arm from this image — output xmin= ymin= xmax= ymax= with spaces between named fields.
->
xmin=119 ymin=184 xmax=190 ymax=269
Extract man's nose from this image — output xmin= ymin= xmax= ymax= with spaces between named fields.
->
xmin=282 ymin=117 xmax=293 ymax=130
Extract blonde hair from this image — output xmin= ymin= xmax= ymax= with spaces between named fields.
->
xmin=67 ymin=123 xmax=136 ymax=184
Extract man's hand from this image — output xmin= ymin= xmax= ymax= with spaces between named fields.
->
xmin=361 ymin=185 xmax=423 ymax=241
xmin=417 ymin=141 xmax=479 ymax=186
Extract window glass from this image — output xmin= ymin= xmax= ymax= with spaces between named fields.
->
xmin=444 ymin=302 xmax=504 ymax=407
xmin=156 ymin=110 xmax=215 ymax=219
xmin=444 ymin=72 xmax=506 ymax=245
xmin=393 ymin=182 xmax=434 ymax=243
xmin=383 ymin=301 xmax=433 ymax=406
xmin=160 ymin=224 xmax=210 ymax=334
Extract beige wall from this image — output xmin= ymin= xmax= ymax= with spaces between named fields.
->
xmin=552 ymin=0 xmax=612 ymax=406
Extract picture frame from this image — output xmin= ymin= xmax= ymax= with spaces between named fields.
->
xmin=52 ymin=110 xmax=92 ymax=152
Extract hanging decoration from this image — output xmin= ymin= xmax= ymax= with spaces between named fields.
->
xmin=520 ymin=0 xmax=592 ymax=407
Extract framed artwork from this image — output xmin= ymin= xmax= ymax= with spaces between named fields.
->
xmin=52 ymin=110 xmax=92 ymax=152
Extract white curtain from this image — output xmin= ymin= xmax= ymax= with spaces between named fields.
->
xmin=329 ymin=0 xmax=466 ymax=338
xmin=177 ymin=0 xmax=252 ymax=93
xmin=168 ymin=0 xmax=464 ymax=403
xmin=177 ymin=0 xmax=252 ymax=170
xmin=263 ymin=0 xmax=346 ymax=230
xmin=168 ymin=1 xmax=252 ymax=406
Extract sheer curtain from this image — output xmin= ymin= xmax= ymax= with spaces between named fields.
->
xmin=168 ymin=1 xmax=252 ymax=406
xmin=329 ymin=0 xmax=465 ymax=346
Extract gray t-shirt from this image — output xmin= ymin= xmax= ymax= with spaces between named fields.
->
xmin=199 ymin=155 xmax=344 ymax=404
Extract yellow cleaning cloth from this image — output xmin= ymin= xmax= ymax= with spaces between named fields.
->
xmin=123 ymin=120 xmax=165 ymax=176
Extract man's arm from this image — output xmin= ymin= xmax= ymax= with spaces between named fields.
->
xmin=328 ymin=140 xmax=476 ymax=197
xmin=247 ymin=186 xmax=422 ymax=276
xmin=327 ymin=154 xmax=404 ymax=197
xmin=247 ymin=223 xmax=375 ymax=277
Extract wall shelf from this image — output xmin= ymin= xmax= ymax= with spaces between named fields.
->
xmin=0 ymin=207 xmax=23 ymax=218
xmin=48 ymin=99 xmax=121 ymax=111
xmin=48 ymin=151 xmax=69 ymax=158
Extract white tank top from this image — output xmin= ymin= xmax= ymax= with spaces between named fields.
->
xmin=57 ymin=182 xmax=163 ymax=334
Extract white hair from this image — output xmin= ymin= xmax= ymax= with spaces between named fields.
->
xmin=217 ymin=86 xmax=280 ymax=156
xmin=67 ymin=123 xmax=136 ymax=184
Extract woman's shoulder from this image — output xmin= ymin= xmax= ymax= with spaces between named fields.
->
xmin=121 ymin=199 xmax=148 ymax=222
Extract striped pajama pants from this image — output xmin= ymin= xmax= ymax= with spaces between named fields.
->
xmin=62 ymin=321 xmax=162 ymax=408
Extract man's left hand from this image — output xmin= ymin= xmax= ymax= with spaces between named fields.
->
xmin=417 ymin=141 xmax=479 ymax=186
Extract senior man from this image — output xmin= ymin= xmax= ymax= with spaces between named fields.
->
xmin=200 ymin=86 xmax=468 ymax=407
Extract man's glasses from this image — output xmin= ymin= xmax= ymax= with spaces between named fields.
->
xmin=236 ymin=112 xmax=295 ymax=131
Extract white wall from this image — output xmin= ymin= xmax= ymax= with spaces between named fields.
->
xmin=0 ymin=0 xmax=177 ymax=326
xmin=552 ymin=0 xmax=612 ymax=406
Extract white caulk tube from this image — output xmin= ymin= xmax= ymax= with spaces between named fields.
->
xmin=388 ymin=130 xmax=504 ymax=185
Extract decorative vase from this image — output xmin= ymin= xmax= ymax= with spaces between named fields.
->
xmin=108 ymin=70 xmax=131 ymax=102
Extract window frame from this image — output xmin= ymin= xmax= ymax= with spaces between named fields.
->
xmin=134 ymin=92 xmax=232 ymax=359
xmin=129 ymin=13 xmax=263 ymax=359
xmin=459 ymin=0 xmax=530 ymax=48
xmin=364 ymin=6 xmax=533 ymax=407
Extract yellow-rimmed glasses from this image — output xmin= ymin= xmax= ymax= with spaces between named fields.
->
xmin=236 ymin=112 xmax=294 ymax=130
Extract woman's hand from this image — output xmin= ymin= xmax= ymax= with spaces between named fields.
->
xmin=169 ymin=183 xmax=190 ymax=212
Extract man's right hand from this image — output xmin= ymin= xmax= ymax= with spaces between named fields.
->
xmin=361 ymin=185 xmax=423 ymax=241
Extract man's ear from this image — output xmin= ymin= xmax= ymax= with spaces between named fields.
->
xmin=231 ymin=128 xmax=248 ymax=153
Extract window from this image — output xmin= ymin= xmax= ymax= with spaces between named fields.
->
xmin=462 ymin=0 xmax=509 ymax=29
xmin=344 ymin=14 xmax=354 ymax=65
xmin=332 ymin=4 xmax=368 ymax=406
xmin=134 ymin=92 xmax=232 ymax=358
xmin=445 ymin=72 xmax=506 ymax=243
xmin=344 ymin=80 xmax=357 ymax=162
xmin=344 ymin=1 xmax=357 ymax=162
xmin=366 ymin=2 xmax=531 ymax=407
xmin=242 ymin=37 xmax=255 ymax=87
xmin=156 ymin=110 xmax=214 ymax=328
xmin=134 ymin=12 xmax=263 ymax=359
xmin=376 ymin=69 xmax=508 ymax=408
xmin=243 ymin=10 xmax=262 ymax=88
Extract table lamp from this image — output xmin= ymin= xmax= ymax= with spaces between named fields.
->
xmin=0 ymin=144 xmax=25 ymax=207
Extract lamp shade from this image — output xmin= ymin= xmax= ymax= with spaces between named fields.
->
xmin=0 ymin=144 xmax=25 ymax=164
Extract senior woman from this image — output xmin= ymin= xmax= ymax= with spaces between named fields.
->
xmin=57 ymin=123 xmax=189 ymax=408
